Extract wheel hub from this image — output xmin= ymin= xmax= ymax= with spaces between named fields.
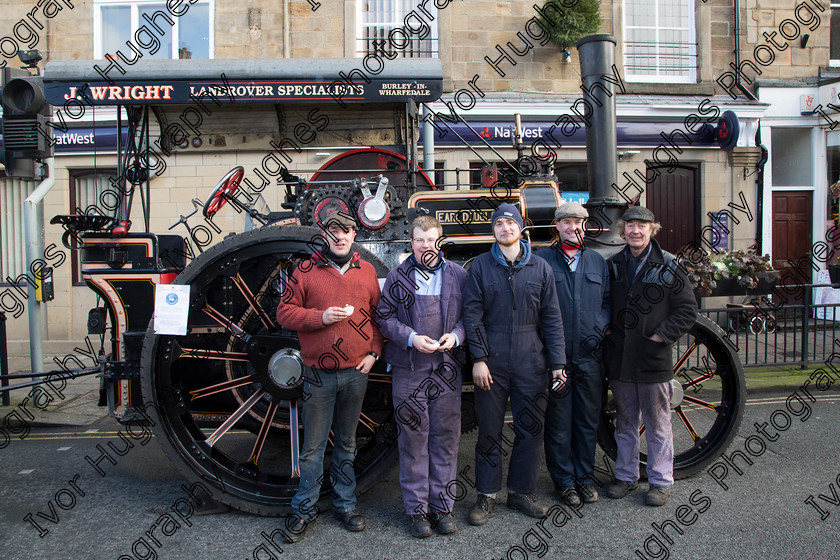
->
xmin=267 ymin=348 xmax=303 ymax=389
xmin=670 ymin=378 xmax=684 ymax=409
xmin=246 ymin=334 xmax=305 ymax=399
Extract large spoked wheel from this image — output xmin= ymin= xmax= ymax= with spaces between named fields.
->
xmin=140 ymin=226 xmax=398 ymax=516
xmin=597 ymin=314 xmax=746 ymax=479
xmin=203 ymin=166 xmax=245 ymax=218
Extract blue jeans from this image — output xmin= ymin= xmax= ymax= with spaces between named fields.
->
xmin=291 ymin=366 xmax=368 ymax=518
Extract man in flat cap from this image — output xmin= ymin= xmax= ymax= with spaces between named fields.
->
xmin=463 ymin=202 xmax=566 ymax=525
xmin=276 ymin=208 xmax=383 ymax=541
xmin=603 ymin=206 xmax=697 ymax=506
xmin=535 ymin=202 xmax=610 ymax=507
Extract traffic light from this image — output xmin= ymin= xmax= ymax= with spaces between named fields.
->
xmin=1 ymin=63 xmax=53 ymax=178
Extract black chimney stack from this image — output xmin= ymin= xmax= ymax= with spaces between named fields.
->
xmin=576 ymin=34 xmax=628 ymax=259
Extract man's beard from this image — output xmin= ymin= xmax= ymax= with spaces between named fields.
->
xmin=496 ymin=235 xmax=521 ymax=247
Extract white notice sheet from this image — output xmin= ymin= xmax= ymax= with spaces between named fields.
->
xmin=154 ymin=284 xmax=191 ymax=335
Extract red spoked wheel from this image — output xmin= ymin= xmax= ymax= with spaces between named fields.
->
xmin=204 ymin=166 xmax=245 ymax=218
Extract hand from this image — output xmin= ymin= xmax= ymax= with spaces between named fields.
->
xmin=551 ymin=369 xmax=567 ymax=392
xmin=437 ymin=333 xmax=457 ymax=352
xmin=413 ymin=335 xmax=440 ymax=354
xmin=649 ymin=333 xmax=664 ymax=343
xmin=356 ymin=354 xmax=376 ymax=373
xmin=472 ymin=361 xmax=493 ymax=391
xmin=322 ymin=306 xmax=350 ymax=325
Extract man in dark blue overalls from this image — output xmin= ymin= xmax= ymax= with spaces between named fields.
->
xmin=378 ymin=216 xmax=467 ymax=538
xmin=536 ymin=202 xmax=611 ymax=507
xmin=463 ymin=203 xmax=566 ymax=526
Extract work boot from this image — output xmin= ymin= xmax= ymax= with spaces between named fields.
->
xmin=605 ymin=480 xmax=638 ymax=499
xmin=333 ymin=509 xmax=366 ymax=532
xmin=282 ymin=515 xmax=313 ymax=544
xmin=645 ymin=485 xmax=672 ymax=507
xmin=578 ymin=483 xmax=600 ymax=503
xmin=431 ymin=512 xmax=458 ymax=535
xmin=506 ymin=492 xmax=549 ymax=518
xmin=409 ymin=515 xmax=433 ymax=538
xmin=468 ymin=494 xmax=495 ymax=526
xmin=557 ymin=485 xmax=582 ymax=507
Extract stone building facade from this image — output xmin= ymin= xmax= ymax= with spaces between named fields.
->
xmin=0 ymin=0 xmax=834 ymax=357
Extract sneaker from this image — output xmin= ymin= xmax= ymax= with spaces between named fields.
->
xmin=605 ymin=480 xmax=638 ymax=499
xmin=578 ymin=483 xmax=600 ymax=503
xmin=645 ymin=485 xmax=672 ymax=507
xmin=468 ymin=494 xmax=495 ymax=526
xmin=557 ymin=485 xmax=582 ymax=507
xmin=506 ymin=492 xmax=549 ymax=518
xmin=409 ymin=514 xmax=433 ymax=538
xmin=431 ymin=512 xmax=457 ymax=535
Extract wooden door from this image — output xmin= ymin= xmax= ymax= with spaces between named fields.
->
xmin=772 ymin=191 xmax=813 ymax=279
xmin=646 ymin=164 xmax=701 ymax=253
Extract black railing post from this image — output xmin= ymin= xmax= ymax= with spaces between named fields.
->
xmin=1 ymin=312 xmax=9 ymax=406
xmin=802 ymin=285 xmax=811 ymax=369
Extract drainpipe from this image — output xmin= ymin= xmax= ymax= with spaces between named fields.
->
xmin=422 ymin=104 xmax=434 ymax=177
xmin=23 ymin=158 xmax=55 ymax=374
xmin=734 ymin=0 xmax=757 ymax=101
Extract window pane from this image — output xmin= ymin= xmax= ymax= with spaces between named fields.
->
xmin=358 ymin=0 xmax=438 ymax=58
xmin=101 ymin=5 xmax=131 ymax=56
xmin=771 ymin=128 xmax=813 ymax=186
xmin=179 ymin=3 xmax=209 ymax=59
xmin=0 ymin=177 xmax=37 ymax=280
xmin=832 ymin=8 xmax=840 ymax=60
xmin=624 ymin=0 xmax=696 ymax=82
xmin=138 ymin=4 xmax=173 ymax=59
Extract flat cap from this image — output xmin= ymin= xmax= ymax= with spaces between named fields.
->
xmin=622 ymin=206 xmax=655 ymax=222
xmin=318 ymin=207 xmax=356 ymax=229
xmin=555 ymin=201 xmax=589 ymax=220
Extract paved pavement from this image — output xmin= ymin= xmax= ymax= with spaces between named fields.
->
xmin=1 ymin=382 xmax=839 ymax=560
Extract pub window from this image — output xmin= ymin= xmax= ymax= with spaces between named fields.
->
xmin=554 ymin=163 xmax=589 ymax=193
xmin=0 ymin=174 xmax=37 ymax=284
xmin=94 ymin=0 xmax=214 ymax=60
xmin=69 ymin=169 xmax=119 ymax=285
xmin=357 ymin=0 xmax=439 ymax=58
xmin=623 ymin=0 xmax=697 ymax=83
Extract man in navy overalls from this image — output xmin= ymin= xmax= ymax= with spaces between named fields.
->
xmin=378 ymin=216 xmax=467 ymax=537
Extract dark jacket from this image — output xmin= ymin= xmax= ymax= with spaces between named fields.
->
xmin=535 ymin=244 xmax=610 ymax=364
xmin=377 ymin=256 xmax=467 ymax=372
xmin=463 ymin=241 xmax=565 ymax=374
xmin=603 ymin=239 xmax=697 ymax=383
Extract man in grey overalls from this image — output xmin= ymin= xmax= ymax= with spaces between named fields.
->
xmin=378 ymin=216 xmax=467 ymax=537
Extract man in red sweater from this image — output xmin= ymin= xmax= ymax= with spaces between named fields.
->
xmin=275 ymin=209 xmax=383 ymax=543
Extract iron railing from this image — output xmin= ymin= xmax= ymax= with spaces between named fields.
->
xmin=692 ymin=284 xmax=840 ymax=368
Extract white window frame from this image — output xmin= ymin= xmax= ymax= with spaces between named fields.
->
xmin=356 ymin=0 xmax=439 ymax=58
xmin=93 ymin=0 xmax=215 ymax=60
xmin=831 ymin=3 xmax=840 ymax=67
xmin=623 ymin=0 xmax=697 ymax=83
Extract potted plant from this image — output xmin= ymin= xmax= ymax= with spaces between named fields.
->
xmin=535 ymin=0 xmax=602 ymax=62
xmin=680 ymin=245 xmax=779 ymax=297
